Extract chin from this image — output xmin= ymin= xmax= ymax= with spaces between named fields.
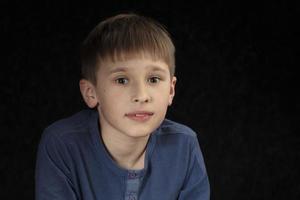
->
xmin=123 ymin=115 xmax=164 ymax=137
xmin=125 ymin=129 xmax=153 ymax=138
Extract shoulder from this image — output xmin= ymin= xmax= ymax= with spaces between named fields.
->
xmin=155 ymin=119 xmax=207 ymax=167
xmin=36 ymin=110 xmax=98 ymax=178
xmin=41 ymin=109 xmax=97 ymax=144
xmin=154 ymin=119 xmax=200 ymax=149
xmin=157 ymin=118 xmax=198 ymax=138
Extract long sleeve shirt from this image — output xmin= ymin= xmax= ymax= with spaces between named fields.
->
xmin=35 ymin=109 xmax=210 ymax=200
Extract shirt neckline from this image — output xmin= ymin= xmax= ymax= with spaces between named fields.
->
xmin=88 ymin=109 xmax=158 ymax=177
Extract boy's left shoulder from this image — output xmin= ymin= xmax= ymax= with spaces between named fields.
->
xmin=157 ymin=118 xmax=198 ymax=138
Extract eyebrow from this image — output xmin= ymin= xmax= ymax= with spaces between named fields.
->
xmin=108 ymin=65 xmax=168 ymax=74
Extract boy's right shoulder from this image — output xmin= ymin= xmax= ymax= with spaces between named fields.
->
xmin=42 ymin=109 xmax=97 ymax=141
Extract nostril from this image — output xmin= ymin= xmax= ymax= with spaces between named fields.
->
xmin=132 ymin=97 xmax=150 ymax=103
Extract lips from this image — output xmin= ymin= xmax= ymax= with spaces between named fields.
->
xmin=125 ymin=111 xmax=154 ymax=122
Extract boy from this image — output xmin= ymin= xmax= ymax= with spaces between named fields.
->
xmin=35 ymin=13 xmax=210 ymax=200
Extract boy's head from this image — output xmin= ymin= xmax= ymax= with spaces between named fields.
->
xmin=79 ymin=13 xmax=177 ymax=138
xmin=80 ymin=13 xmax=175 ymax=85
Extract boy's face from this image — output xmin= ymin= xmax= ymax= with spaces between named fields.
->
xmin=91 ymin=57 xmax=176 ymax=139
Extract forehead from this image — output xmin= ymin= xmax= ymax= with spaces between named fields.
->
xmin=98 ymin=54 xmax=170 ymax=74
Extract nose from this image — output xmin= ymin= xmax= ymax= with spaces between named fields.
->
xmin=131 ymin=82 xmax=151 ymax=103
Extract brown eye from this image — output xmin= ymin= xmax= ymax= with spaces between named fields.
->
xmin=115 ymin=78 xmax=129 ymax=85
xmin=148 ymin=77 xmax=160 ymax=84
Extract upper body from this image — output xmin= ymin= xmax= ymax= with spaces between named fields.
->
xmin=35 ymin=109 xmax=210 ymax=200
xmin=35 ymin=13 xmax=210 ymax=199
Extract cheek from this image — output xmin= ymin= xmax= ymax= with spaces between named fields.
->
xmin=159 ymin=85 xmax=172 ymax=98
xmin=110 ymin=90 xmax=128 ymax=102
xmin=100 ymin=88 xmax=127 ymax=105
xmin=154 ymin=91 xmax=171 ymax=105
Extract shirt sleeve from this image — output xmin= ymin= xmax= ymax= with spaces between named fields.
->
xmin=178 ymin=136 xmax=210 ymax=200
xmin=35 ymin=128 xmax=78 ymax=200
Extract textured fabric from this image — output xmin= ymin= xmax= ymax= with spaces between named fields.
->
xmin=124 ymin=170 xmax=143 ymax=200
xmin=35 ymin=109 xmax=210 ymax=200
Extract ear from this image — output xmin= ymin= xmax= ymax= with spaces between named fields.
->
xmin=79 ymin=79 xmax=99 ymax=108
xmin=168 ymin=76 xmax=177 ymax=106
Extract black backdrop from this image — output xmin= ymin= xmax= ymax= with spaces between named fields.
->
xmin=1 ymin=1 xmax=298 ymax=199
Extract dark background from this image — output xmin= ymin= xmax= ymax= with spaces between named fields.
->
xmin=1 ymin=1 xmax=299 ymax=199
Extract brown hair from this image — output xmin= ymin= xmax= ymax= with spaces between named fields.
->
xmin=80 ymin=13 xmax=175 ymax=84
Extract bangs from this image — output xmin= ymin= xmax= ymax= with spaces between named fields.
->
xmin=81 ymin=13 xmax=175 ymax=84
xmin=97 ymin=18 xmax=175 ymax=73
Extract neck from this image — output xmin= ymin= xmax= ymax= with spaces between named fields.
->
xmin=100 ymin=124 xmax=149 ymax=170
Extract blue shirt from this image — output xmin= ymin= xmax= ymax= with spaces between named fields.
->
xmin=35 ymin=110 xmax=210 ymax=200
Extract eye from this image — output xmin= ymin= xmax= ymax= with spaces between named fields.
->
xmin=148 ymin=76 xmax=161 ymax=84
xmin=115 ymin=77 xmax=129 ymax=85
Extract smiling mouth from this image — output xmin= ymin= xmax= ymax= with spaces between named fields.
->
xmin=125 ymin=112 xmax=154 ymax=122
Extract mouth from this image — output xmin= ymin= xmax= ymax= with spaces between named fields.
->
xmin=125 ymin=111 xmax=154 ymax=122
